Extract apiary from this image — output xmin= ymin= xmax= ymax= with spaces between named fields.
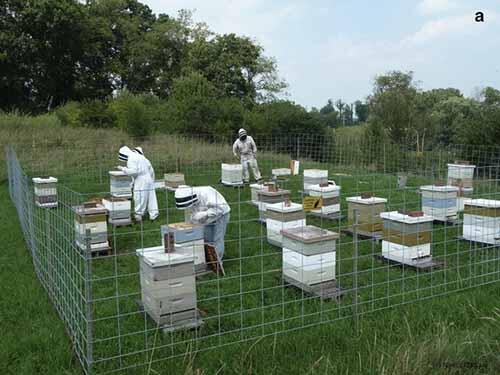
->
xmin=164 ymin=173 xmax=185 ymax=191
xmin=380 ymin=211 xmax=434 ymax=263
xmin=257 ymin=186 xmax=291 ymax=222
xmin=308 ymin=182 xmax=341 ymax=216
xmin=33 ymin=177 xmax=58 ymax=208
xmin=102 ymin=196 xmax=131 ymax=226
xmin=272 ymin=168 xmax=291 ymax=180
xmin=136 ymin=246 xmax=199 ymax=327
xmin=265 ymin=201 xmax=306 ymax=247
xmin=109 ymin=170 xmax=132 ymax=198
xmin=303 ymin=169 xmax=328 ymax=194
xmin=281 ymin=225 xmax=338 ymax=285
xmin=221 ymin=163 xmax=243 ymax=186
xmin=420 ymin=185 xmax=459 ymax=221
xmin=73 ymin=203 xmax=110 ymax=253
xmin=346 ymin=195 xmax=387 ymax=233
xmin=160 ymin=223 xmax=206 ymax=272
xmin=250 ymin=183 xmax=265 ymax=206
xmin=462 ymin=199 xmax=500 ymax=245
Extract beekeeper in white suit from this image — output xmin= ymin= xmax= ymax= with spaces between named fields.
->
xmin=233 ymin=128 xmax=262 ymax=183
xmin=117 ymin=146 xmax=159 ymax=222
xmin=175 ymin=185 xmax=230 ymax=259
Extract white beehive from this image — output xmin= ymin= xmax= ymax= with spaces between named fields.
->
xmin=420 ymin=185 xmax=459 ymax=221
xmin=102 ymin=196 xmax=131 ymax=225
xmin=109 ymin=170 xmax=132 ymax=198
xmin=380 ymin=211 xmax=434 ymax=263
xmin=309 ymin=182 xmax=341 ymax=215
xmin=136 ymin=246 xmax=198 ymax=325
xmin=272 ymin=168 xmax=291 ymax=179
xmin=462 ymin=199 xmax=500 ymax=245
xmin=164 ymin=173 xmax=185 ymax=191
xmin=257 ymin=187 xmax=291 ymax=222
xmin=346 ymin=196 xmax=387 ymax=233
xmin=73 ymin=203 xmax=110 ymax=252
xmin=281 ymin=226 xmax=338 ymax=285
xmin=250 ymin=183 xmax=265 ymax=206
xmin=221 ymin=164 xmax=243 ymax=186
xmin=447 ymin=163 xmax=475 ymax=212
xmin=303 ymin=169 xmax=328 ymax=193
xmin=33 ymin=177 xmax=58 ymax=208
xmin=265 ymin=201 xmax=306 ymax=247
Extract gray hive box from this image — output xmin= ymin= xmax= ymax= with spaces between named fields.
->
xmin=73 ymin=203 xmax=110 ymax=252
xmin=102 ymin=196 xmax=131 ymax=226
xmin=136 ymin=246 xmax=198 ymax=326
xmin=109 ymin=170 xmax=132 ymax=198
xmin=281 ymin=225 xmax=339 ymax=256
xmin=33 ymin=177 xmax=58 ymax=208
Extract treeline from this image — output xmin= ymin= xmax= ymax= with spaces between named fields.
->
xmin=366 ymin=71 xmax=500 ymax=149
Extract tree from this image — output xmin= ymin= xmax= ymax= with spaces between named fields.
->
xmin=354 ymin=100 xmax=369 ymax=123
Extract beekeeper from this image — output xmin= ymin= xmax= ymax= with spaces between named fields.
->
xmin=117 ymin=146 xmax=159 ymax=222
xmin=175 ymin=185 xmax=230 ymax=259
xmin=232 ymin=128 xmax=262 ymax=183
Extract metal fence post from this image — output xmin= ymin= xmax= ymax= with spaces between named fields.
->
xmin=353 ymin=208 xmax=359 ymax=335
xmin=84 ymin=228 xmax=94 ymax=374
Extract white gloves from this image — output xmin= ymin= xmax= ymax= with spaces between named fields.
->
xmin=192 ymin=211 xmax=208 ymax=223
xmin=117 ymin=165 xmax=125 ymax=171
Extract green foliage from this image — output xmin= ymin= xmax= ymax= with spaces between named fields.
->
xmin=79 ymin=100 xmax=116 ymax=129
xmin=109 ymin=92 xmax=152 ymax=137
xmin=55 ymin=102 xmax=82 ymax=127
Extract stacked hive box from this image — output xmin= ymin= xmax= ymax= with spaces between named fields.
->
xmin=281 ymin=226 xmax=338 ymax=286
xmin=73 ymin=203 xmax=110 ymax=253
xmin=33 ymin=177 xmax=58 ymax=208
xmin=462 ymin=199 xmax=500 ymax=245
xmin=221 ymin=164 xmax=243 ymax=186
xmin=136 ymin=247 xmax=198 ymax=326
xmin=265 ymin=201 xmax=306 ymax=247
xmin=109 ymin=171 xmax=132 ymax=198
xmin=164 ymin=173 xmax=185 ymax=191
xmin=102 ymin=196 xmax=131 ymax=226
xmin=309 ymin=182 xmax=341 ymax=216
xmin=303 ymin=169 xmax=328 ymax=194
xmin=447 ymin=163 xmax=475 ymax=212
xmin=257 ymin=187 xmax=291 ymax=222
xmin=346 ymin=196 xmax=387 ymax=233
xmin=380 ymin=211 xmax=434 ymax=263
xmin=250 ymin=183 xmax=265 ymax=206
xmin=161 ymin=223 xmax=206 ymax=272
xmin=420 ymin=185 xmax=459 ymax=221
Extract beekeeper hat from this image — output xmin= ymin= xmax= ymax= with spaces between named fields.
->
xmin=134 ymin=146 xmax=143 ymax=155
xmin=175 ymin=185 xmax=199 ymax=209
xmin=238 ymin=128 xmax=247 ymax=138
xmin=118 ymin=146 xmax=133 ymax=162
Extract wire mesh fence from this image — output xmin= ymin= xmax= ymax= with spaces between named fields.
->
xmin=6 ymin=134 xmax=500 ymax=375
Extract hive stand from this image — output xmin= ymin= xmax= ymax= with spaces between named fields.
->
xmin=374 ymin=254 xmax=444 ymax=271
xmin=281 ymin=275 xmax=345 ymax=301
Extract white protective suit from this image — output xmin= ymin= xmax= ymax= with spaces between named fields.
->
xmin=232 ymin=129 xmax=262 ymax=182
xmin=118 ymin=146 xmax=159 ymax=221
xmin=175 ymin=185 xmax=231 ymax=258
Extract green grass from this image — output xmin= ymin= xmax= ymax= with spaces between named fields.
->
xmin=2 ymin=150 xmax=500 ymax=374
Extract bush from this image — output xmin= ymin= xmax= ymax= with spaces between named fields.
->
xmin=55 ymin=101 xmax=82 ymax=127
xmin=110 ymin=92 xmax=152 ymax=137
xmin=78 ymin=100 xmax=116 ymax=129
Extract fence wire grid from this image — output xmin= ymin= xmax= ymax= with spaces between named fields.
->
xmin=6 ymin=134 xmax=500 ymax=375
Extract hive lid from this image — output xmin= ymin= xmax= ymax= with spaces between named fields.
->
xmin=420 ymin=185 xmax=459 ymax=192
xmin=272 ymin=168 xmax=292 ymax=175
xmin=281 ymin=225 xmax=339 ymax=243
xmin=109 ymin=170 xmax=128 ymax=177
xmin=250 ymin=183 xmax=265 ymax=189
xmin=309 ymin=184 xmax=340 ymax=193
xmin=447 ymin=163 xmax=476 ymax=169
xmin=167 ymin=222 xmax=201 ymax=231
xmin=258 ymin=189 xmax=291 ymax=197
xmin=266 ymin=201 xmax=303 ymax=213
xmin=164 ymin=172 xmax=184 ymax=178
xmin=465 ymin=199 xmax=500 ymax=208
xmin=380 ymin=211 xmax=434 ymax=224
xmin=221 ymin=163 xmax=242 ymax=170
xmin=346 ymin=196 xmax=387 ymax=204
xmin=303 ymin=169 xmax=328 ymax=177
xmin=102 ymin=196 xmax=129 ymax=202
xmin=32 ymin=176 xmax=58 ymax=183
xmin=136 ymin=246 xmax=194 ymax=267
xmin=72 ymin=204 xmax=107 ymax=216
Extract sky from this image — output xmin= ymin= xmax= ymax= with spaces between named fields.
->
xmin=143 ymin=0 xmax=500 ymax=108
